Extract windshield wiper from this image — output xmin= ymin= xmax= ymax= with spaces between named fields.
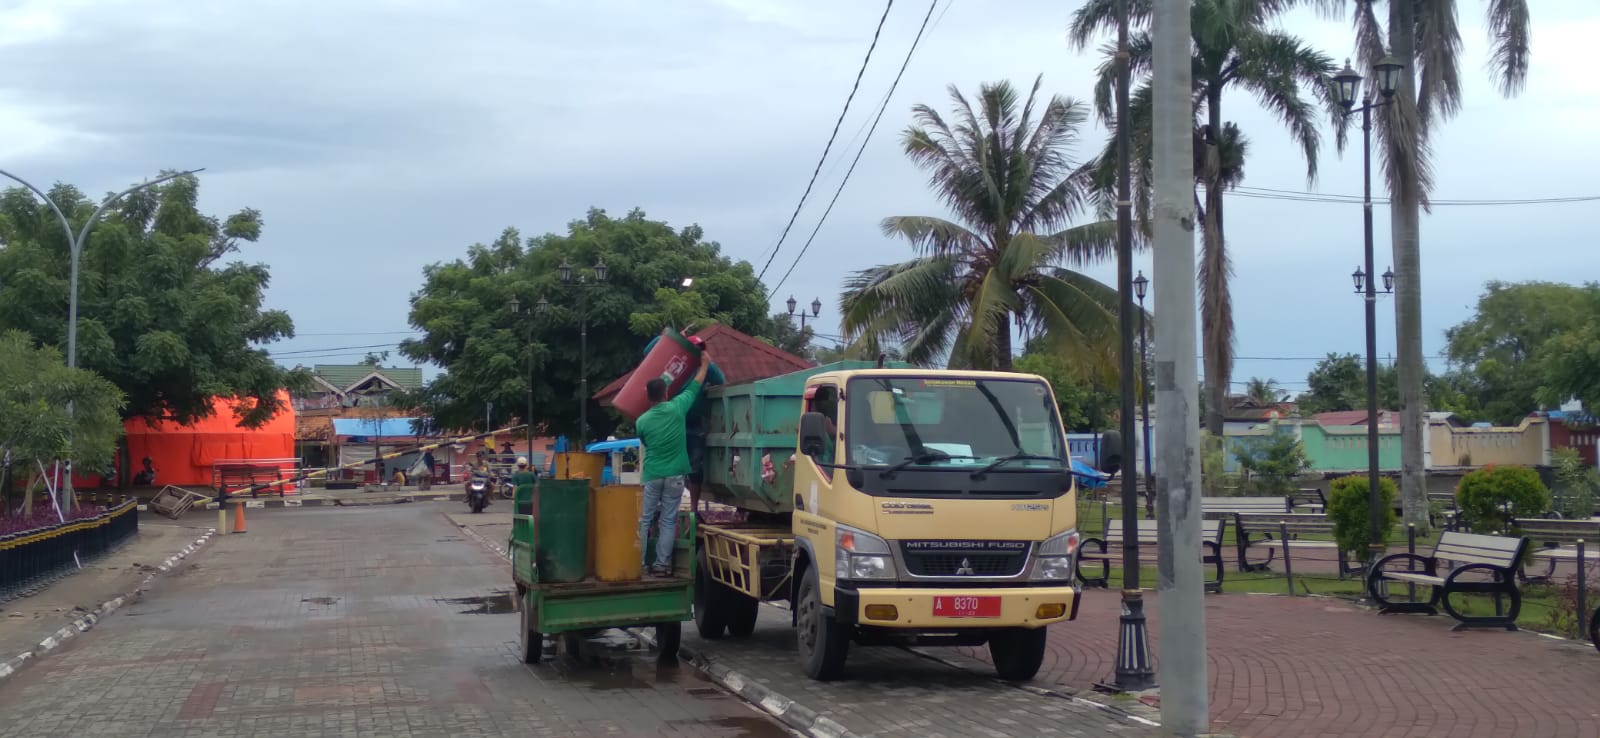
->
xmin=879 ymin=450 xmax=953 ymax=479
xmin=970 ymin=452 xmax=1062 ymax=480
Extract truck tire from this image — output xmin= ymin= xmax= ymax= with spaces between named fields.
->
xmin=726 ymin=591 xmax=760 ymax=638
xmin=520 ymin=598 xmax=543 ymax=664
xmin=988 ymin=626 xmax=1047 ymax=681
xmin=796 ymin=575 xmax=849 ymax=680
xmin=694 ymin=549 xmax=728 ymax=638
xmin=656 ymin=621 xmax=682 ymax=664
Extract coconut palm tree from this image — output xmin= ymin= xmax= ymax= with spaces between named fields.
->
xmin=1244 ymin=377 xmax=1286 ymax=405
xmin=1304 ymin=1 xmax=1531 ymax=531
xmin=840 ymin=76 xmax=1123 ymax=374
xmin=1069 ymin=0 xmax=1340 ymax=438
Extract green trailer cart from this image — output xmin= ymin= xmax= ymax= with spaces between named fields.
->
xmin=510 ymin=478 xmax=694 ymax=665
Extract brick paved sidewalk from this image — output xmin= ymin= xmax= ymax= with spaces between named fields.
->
xmin=962 ymin=588 xmax=1600 ymax=738
xmin=681 ymin=606 xmax=1163 ymax=738
xmin=0 ymin=504 xmax=791 ymax=737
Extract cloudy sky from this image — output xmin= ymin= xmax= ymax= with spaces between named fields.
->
xmin=2 ymin=0 xmax=1596 ymax=396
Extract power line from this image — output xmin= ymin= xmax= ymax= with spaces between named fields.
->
xmin=768 ymin=0 xmax=940 ymax=298
xmin=755 ymin=0 xmax=897 ymax=282
xmin=268 ymin=342 xmax=401 ymax=357
xmin=294 ymin=330 xmax=420 ymax=337
xmin=1224 ymin=185 xmax=1600 ymax=206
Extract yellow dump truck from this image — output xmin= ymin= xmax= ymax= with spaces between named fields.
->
xmin=694 ymin=360 xmax=1083 ymax=681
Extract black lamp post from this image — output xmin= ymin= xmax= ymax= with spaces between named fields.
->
xmin=1133 ymin=271 xmax=1152 ymax=519
xmin=558 ymin=258 xmax=607 ymax=446
xmin=508 ymin=296 xmax=542 ymax=463
xmin=1334 ymin=55 xmax=1403 ymax=563
xmin=786 ymin=295 xmax=822 ymax=330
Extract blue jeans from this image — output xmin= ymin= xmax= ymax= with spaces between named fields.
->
xmin=639 ymin=475 xmax=685 ymax=570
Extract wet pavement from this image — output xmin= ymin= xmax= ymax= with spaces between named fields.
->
xmin=0 ymin=503 xmax=792 ymax=737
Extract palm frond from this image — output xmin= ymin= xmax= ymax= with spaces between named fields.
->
xmin=879 ymin=216 xmax=985 ymax=261
xmin=1231 ymin=30 xmax=1332 ymax=184
xmin=1414 ymin=0 xmax=1464 ymax=131
xmin=1066 ymin=0 xmax=1155 ymax=50
xmin=838 ymin=257 xmax=962 ymax=363
xmin=1022 ymin=270 xmax=1121 ymax=381
xmin=1485 ymin=0 xmax=1531 ymax=95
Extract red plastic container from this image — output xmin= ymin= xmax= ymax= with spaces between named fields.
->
xmin=612 ymin=328 xmax=703 ymax=420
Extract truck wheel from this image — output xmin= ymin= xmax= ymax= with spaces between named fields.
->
xmin=988 ymin=626 xmax=1047 ymax=681
xmin=519 ymin=598 xmax=543 ymax=664
xmin=796 ymin=575 xmax=848 ymax=680
xmin=694 ymin=549 xmax=728 ymax=639
xmin=726 ymin=592 xmax=760 ymax=638
xmin=656 ymin=621 xmax=682 ymax=664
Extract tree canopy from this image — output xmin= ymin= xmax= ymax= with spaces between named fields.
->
xmin=0 ymin=175 xmax=298 ymax=428
xmin=400 ymin=208 xmax=780 ymax=439
xmin=1445 ymin=281 xmax=1596 ymax=425
xmin=0 ymin=330 xmax=125 ymax=512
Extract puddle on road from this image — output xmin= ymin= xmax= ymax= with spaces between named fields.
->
xmin=302 ymin=596 xmax=340 ymax=606
xmin=435 ymin=591 xmax=515 ymax=614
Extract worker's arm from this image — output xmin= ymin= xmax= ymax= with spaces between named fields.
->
xmin=666 ymin=352 xmax=712 ymax=416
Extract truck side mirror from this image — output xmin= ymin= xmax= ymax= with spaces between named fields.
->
xmin=799 ymin=412 xmax=829 ymax=457
xmin=1098 ymin=430 xmax=1123 ymax=476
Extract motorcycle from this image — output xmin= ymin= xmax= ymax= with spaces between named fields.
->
xmin=465 ymin=473 xmax=491 ymax=513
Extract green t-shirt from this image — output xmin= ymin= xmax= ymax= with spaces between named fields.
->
xmin=636 ymin=380 xmax=703 ymax=482
xmin=511 ymin=470 xmax=537 ymax=488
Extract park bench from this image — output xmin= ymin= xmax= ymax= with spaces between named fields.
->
xmin=1201 ymin=496 xmax=1290 ymax=571
xmin=1366 ymin=531 xmax=1529 ymax=631
xmin=1426 ymin=491 xmax=1461 ymax=531
xmin=1231 ymin=512 xmax=1360 ymax=578
xmin=1512 ymin=518 xmax=1599 ymax=583
xmin=1290 ymin=488 xmax=1327 ymax=513
xmin=1077 ymin=518 xmax=1227 ymax=593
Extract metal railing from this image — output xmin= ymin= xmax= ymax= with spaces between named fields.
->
xmin=0 ymin=499 xmax=140 ymax=602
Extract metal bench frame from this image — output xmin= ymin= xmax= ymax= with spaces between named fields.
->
xmin=1077 ymin=518 xmax=1227 ymax=593
xmin=1201 ymin=497 xmax=1290 ymax=571
xmin=1366 ymin=531 xmax=1529 ymax=631
xmin=1512 ymin=518 xmax=1599 ymax=584
xmin=1232 ymin=512 xmax=1360 ymax=578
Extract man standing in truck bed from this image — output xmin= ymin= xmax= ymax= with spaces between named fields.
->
xmin=635 ymin=351 xmax=711 ymax=577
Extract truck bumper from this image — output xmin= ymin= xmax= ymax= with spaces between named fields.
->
xmin=834 ymin=584 xmax=1081 ymax=629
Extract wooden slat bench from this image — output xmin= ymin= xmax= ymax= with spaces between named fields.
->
xmin=1232 ymin=512 xmax=1359 ymax=577
xmin=1366 ymin=531 xmax=1530 ymax=631
xmin=1426 ymin=491 xmax=1461 ymax=531
xmin=1077 ymin=518 xmax=1227 ymax=593
xmin=1290 ymin=488 xmax=1327 ymax=513
xmin=1512 ymin=518 xmax=1599 ymax=583
xmin=1201 ymin=497 xmax=1290 ymax=571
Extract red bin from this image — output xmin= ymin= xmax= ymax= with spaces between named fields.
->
xmin=612 ymin=328 xmax=702 ymax=420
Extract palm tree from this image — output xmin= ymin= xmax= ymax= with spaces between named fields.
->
xmin=1070 ymin=0 xmax=1340 ymax=437
xmin=1305 ymin=1 xmax=1531 ymax=531
xmin=1244 ymin=377 xmax=1285 ymax=405
xmin=840 ymin=76 xmax=1123 ymax=374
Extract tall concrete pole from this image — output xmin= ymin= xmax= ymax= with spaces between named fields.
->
xmin=1150 ymin=0 xmax=1207 ymax=734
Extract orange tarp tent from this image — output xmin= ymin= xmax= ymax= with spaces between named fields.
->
xmin=123 ymin=392 xmax=297 ymax=489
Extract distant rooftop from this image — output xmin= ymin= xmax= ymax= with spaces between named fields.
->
xmin=310 ymin=364 xmax=424 ymax=393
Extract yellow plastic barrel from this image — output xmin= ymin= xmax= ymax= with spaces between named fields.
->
xmin=593 ymin=485 xmax=644 ymax=581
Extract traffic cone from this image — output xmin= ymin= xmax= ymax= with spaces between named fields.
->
xmin=232 ymin=501 xmax=248 ymax=534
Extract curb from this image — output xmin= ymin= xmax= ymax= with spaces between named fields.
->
xmin=630 ymin=627 xmax=860 ymax=738
xmin=0 ymin=527 xmax=217 ymax=685
xmin=455 ymin=518 xmax=512 ymax=561
xmin=129 ymin=493 xmax=464 ymax=512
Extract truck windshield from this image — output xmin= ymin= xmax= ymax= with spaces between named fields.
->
xmin=844 ymin=376 xmax=1066 ymax=471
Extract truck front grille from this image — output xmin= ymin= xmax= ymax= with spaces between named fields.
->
xmin=899 ymin=542 xmax=1030 ymax=577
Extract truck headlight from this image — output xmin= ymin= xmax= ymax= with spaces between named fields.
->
xmin=835 ymin=525 xmax=895 ymax=581
xmin=1031 ymin=529 xmax=1080 ymax=581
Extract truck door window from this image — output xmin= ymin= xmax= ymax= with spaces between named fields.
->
xmin=806 ymin=385 xmax=839 ymax=465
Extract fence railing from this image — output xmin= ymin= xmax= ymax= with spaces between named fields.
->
xmin=0 ymin=499 xmax=139 ymax=601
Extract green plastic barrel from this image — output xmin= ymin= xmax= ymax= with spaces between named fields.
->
xmin=534 ymin=478 xmax=591 ymax=583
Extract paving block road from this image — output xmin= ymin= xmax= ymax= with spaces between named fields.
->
xmin=0 ymin=503 xmax=791 ymax=738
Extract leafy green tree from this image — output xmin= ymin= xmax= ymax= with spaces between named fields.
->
xmin=0 ymin=331 xmax=125 ymax=514
xmin=1232 ymin=422 xmax=1309 ymax=496
xmin=401 ymin=208 xmax=777 ymax=439
xmin=1013 ymin=349 xmax=1120 ymax=433
xmin=1071 ymin=0 xmax=1340 ymax=436
xmin=1549 ymin=448 xmax=1598 ymax=521
xmin=840 ymin=77 xmax=1121 ymax=373
xmin=0 ymin=175 xmax=300 ymax=485
xmin=1456 ymin=465 xmax=1549 ymax=534
xmin=764 ymin=314 xmax=816 ymax=361
xmin=1326 ymin=474 xmax=1398 ymax=563
xmin=1297 ymin=353 xmax=1397 ymax=416
xmin=1444 ymin=281 xmax=1593 ymax=425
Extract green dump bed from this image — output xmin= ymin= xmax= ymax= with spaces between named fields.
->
xmin=702 ymin=360 xmax=909 ymax=514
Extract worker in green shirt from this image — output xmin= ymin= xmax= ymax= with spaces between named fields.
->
xmin=635 ymin=352 xmax=711 ymax=577
xmin=512 ymin=456 xmax=537 ymax=499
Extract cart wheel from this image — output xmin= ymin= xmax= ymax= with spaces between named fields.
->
xmin=520 ymin=596 xmax=543 ymax=664
xmin=655 ymin=621 xmax=682 ymax=664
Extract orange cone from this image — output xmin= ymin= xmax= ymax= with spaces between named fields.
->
xmin=232 ymin=501 xmax=248 ymax=534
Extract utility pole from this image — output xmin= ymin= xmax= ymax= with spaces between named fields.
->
xmin=1152 ymin=0 xmax=1206 ymax=734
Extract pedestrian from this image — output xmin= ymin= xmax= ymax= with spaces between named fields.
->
xmin=634 ymin=351 xmax=711 ymax=577
xmin=512 ymin=456 xmax=537 ymax=502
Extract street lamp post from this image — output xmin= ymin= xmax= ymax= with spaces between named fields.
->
xmin=558 ymin=258 xmax=607 ymax=446
xmin=785 ymin=295 xmax=822 ymax=331
xmin=509 ymin=297 xmax=540 ymax=463
xmin=1334 ymin=56 xmax=1404 ymax=564
xmin=1133 ymin=271 xmax=1153 ymax=520
xmin=0 ymin=167 xmax=204 ymax=508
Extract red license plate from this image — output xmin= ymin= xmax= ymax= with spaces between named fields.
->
xmin=932 ymin=595 xmax=1001 ymax=618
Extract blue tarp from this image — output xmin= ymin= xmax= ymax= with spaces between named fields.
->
xmin=586 ymin=438 xmax=641 ymax=453
xmin=332 ymin=417 xmax=422 ymax=437
xmin=1071 ymin=457 xmax=1111 ymax=488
